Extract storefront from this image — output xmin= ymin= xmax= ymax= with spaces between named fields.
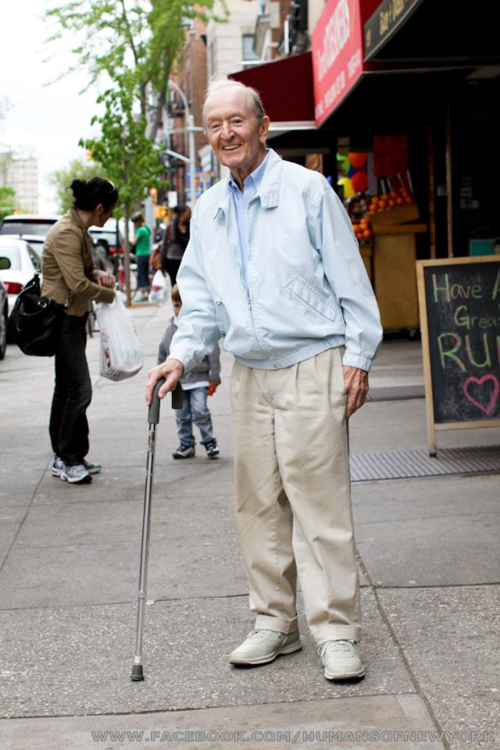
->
xmin=229 ymin=0 xmax=500 ymax=331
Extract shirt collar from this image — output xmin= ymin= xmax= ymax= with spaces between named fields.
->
xmin=228 ymin=149 xmax=271 ymax=195
xmin=213 ymin=149 xmax=283 ymax=219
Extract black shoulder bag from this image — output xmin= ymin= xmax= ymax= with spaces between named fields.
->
xmin=7 ymin=274 xmax=68 ymax=357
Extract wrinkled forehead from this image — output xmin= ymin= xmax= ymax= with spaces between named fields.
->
xmin=204 ymin=87 xmax=257 ymax=123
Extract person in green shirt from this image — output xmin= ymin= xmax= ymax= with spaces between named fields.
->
xmin=132 ymin=211 xmax=151 ymax=301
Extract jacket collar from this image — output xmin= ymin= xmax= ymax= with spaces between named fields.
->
xmin=68 ymin=207 xmax=89 ymax=233
xmin=213 ymin=148 xmax=283 ymax=219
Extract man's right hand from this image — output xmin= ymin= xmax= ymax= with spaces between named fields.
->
xmin=146 ymin=358 xmax=184 ymax=405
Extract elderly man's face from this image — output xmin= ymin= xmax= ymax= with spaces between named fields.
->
xmin=205 ymin=87 xmax=269 ymax=176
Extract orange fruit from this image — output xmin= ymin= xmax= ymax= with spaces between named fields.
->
xmin=363 ymin=229 xmax=371 ymax=238
xmin=388 ymin=199 xmax=396 ymax=208
xmin=396 ymin=197 xmax=403 ymax=205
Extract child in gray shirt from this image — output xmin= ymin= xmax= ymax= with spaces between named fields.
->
xmin=158 ymin=284 xmax=221 ymax=459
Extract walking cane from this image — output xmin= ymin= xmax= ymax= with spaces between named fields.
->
xmin=131 ymin=377 xmax=183 ymax=682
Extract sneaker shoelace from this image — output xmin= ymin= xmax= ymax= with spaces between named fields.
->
xmin=318 ymin=640 xmax=354 ymax=657
xmin=246 ymin=629 xmax=277 ymax=642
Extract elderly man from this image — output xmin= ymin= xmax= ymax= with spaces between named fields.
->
xmin=146 ymin=80 xmax=382 ymax=681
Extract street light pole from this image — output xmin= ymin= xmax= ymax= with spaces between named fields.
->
xmin=168 ymin=80 xmax=196 ymax=208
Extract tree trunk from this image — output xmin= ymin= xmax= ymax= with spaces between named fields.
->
xmin=123 ymin=206 xmax=132 ymax=308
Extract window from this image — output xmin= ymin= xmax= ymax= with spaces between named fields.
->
xmin=242 ymin=34 xmax=259 ymax=69
xmin=27 ymin=244 xmax=41 ymax=270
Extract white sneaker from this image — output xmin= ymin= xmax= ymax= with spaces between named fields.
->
xmin=229 ymin=629 xmax=302 ymax=665
xmin=319 ymin=640 xmax=365 ymax=680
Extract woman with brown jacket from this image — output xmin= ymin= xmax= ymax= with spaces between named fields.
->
xmin=42 ymin=178 xmax=118 ymax=485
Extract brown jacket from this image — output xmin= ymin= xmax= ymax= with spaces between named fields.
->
xmin=42 ymin=208 xmax=115 ymax=316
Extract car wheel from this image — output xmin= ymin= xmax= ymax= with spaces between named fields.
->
xmin=0 ymin=306 xmax=7 ymax=360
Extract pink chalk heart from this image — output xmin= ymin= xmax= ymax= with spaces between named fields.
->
xmin=463 ymin=374 xmax=500 ymax=416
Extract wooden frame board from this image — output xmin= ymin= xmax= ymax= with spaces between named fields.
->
xmin=416 ymin=255 xmax=500 ymax=455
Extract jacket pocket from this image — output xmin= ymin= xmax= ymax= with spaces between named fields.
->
xmin=284 ymin=275 xmax=340 ymax=324
xmin=214 ymin=299 xmax=228 ymax=336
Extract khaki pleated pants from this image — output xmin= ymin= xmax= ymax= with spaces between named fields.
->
xmin=230 ymin=347 xmax=361 ymax=645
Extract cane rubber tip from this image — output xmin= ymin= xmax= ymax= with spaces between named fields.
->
xmin=131 ymin=665 xmax=144 ymax=681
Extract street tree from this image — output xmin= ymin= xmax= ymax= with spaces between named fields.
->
xmin=50 ymin=158 xmax=108 ymax=213
xmin=79 ymin=72 xmax=166 ymax=304
xmin=0 ymin=187 xmax=17 ymax=221
xmin=45 ymin=0 xmax=224 ymax=143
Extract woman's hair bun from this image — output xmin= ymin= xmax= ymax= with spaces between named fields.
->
xmin=69 ymin=179 xmax=87 ymax=196
xmin=69 ymin=177 xmax=119 ymax=212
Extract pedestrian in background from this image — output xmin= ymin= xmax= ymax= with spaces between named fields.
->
xmin=42 ymin=177 xmax=118 ymax=485
xmin=146 ymin=81 xmax=382 ymax=682
xmin=160 ymin=205 xmax=191 ymax=288
xmin=158 ymin=284 xmax=221 ymax=459
xmin=132 ymin=211 xmax=151 ymax=302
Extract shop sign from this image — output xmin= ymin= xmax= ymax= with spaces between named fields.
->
xmin=364 ymin=0 xmax=424 ymax=61
xmin=312 ymin=0 xmax=364 ymax=127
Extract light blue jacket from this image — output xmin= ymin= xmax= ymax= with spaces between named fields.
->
xmin=171 ymin=149 xmax=382 ymax=373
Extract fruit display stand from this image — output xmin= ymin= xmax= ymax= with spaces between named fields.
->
xmin=368 ymin=203 xmax=428 ymax=330
xmin=351 ymin=215 xmax=374 ymax=283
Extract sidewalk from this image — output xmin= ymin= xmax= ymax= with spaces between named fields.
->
xmin=0 ymin=303 xmax=498 ymax=750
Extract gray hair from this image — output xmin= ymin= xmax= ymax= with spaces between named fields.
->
xmin=202 ymin=80 xmax=266 ymax=130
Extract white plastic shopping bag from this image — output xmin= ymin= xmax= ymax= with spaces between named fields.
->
xmin=96 ymin=295 xmax=144 ymax=381
xmin=148 ymin=270 xmax=167 ymax=304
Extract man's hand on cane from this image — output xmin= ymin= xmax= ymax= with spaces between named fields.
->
xmin=342 ymin=366 xmax=369 ymax=420
xmin=146 ymin=358 xmax=184 ymax=405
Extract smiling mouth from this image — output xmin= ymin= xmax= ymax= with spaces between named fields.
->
xmin=222 ymin=145 xmax=241 ymax=151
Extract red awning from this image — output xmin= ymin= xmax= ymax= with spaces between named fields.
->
xmin=228 ymin=52 xmax=315 ymax=129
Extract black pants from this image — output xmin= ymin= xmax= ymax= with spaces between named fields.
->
xmin=165 ymin=258 xmax=181 ymax=288
xmin=49 ymin=314 xmax=92 ymax=466
xmin=136 ymin=255 xmax=150 ymax=290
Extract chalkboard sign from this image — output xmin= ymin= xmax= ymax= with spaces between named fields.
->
xmin=416 ymin=256 xmax=500 ymax=455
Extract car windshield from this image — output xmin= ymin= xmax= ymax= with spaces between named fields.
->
xmin=0 ymin=221 xmax=54 ymax=237
xmin=0 ymin=246 xmax=22 ymax=270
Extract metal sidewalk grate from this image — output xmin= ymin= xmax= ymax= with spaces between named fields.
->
xmin=367 ymin=385 xmax=425 ymax=401
xmin=350 ymin=445 xmax=500 ymax=482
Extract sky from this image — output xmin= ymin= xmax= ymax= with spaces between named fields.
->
xmin=0 ymin=0 xmax=105 ymax=213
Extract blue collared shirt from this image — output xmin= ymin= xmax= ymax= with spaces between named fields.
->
xmin=228 ymin=150 xmax=271 ymax=292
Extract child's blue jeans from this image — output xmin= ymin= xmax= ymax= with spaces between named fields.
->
xmin=175 ymin=386 xmax=215 ymax=448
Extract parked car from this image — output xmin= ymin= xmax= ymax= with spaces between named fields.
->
xmin=0 ymin=238 xmax=40 ymax=306
xmin=0 ymin=215 xmax=60 ymax=258
xmin=0 ymin=277 xmax=8 ymax=360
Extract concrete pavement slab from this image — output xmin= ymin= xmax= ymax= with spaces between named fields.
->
xmin=369 ymin=340 xmax=424 ymax=388
xmin=0 ymin=591 xmax=413 ymax=719
xmin=378 ymin=586 xmax=500 ymax=748
xmin=352 ymin=475 xmax=500 ymax=525
xmin=1 ymin=487 xmax=247 ymax=607
xmin=0 ymin=506 xmax=27 ymax=568
xmin=1 ymin=471 xmax=367 ymax=608
xmin=0 ymin=462 xmax=49 ymax=508
xmin=349 ymin=400 xmax=500 ymax=455
xmin=0 ymin=694 xmax=444 ymax=750
xmin=353 ymin=476 xmax=500 ymax=587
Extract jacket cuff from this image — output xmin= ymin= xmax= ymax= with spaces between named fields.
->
xmin=342 ymin=351 xmax=373 ymax=372
xmin=97 ymin=287 xmax=115 ymax=304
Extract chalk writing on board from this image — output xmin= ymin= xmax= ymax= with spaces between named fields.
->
xmin=423 ymin=263 xmax=500 ymax=424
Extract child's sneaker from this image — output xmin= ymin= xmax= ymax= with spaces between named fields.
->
xmin=172 ymin=445 xmax=195 ymax=459
xmin=205 ymin=441 xmax=219 ymax=459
